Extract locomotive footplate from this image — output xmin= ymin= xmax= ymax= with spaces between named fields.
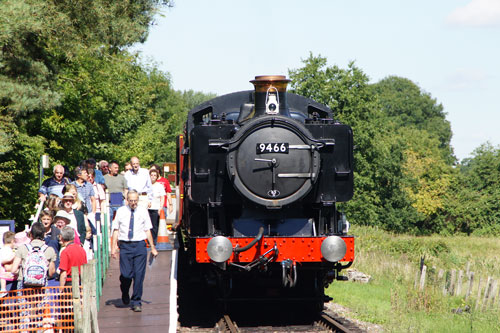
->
xmin=195 ymin=236 xmax=354 ymax=263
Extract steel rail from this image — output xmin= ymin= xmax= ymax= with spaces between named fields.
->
xmin=216 ymin=314 xmax=239 ymax=333
xmin=318 ymin=311 xmax=353 ymax=333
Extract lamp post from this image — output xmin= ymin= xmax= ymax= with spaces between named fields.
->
xmin=39 ymin=154 xmax=49 ymax=188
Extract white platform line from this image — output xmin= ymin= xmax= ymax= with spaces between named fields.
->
xmin=169 ymin=249 xmax=178 ymax=333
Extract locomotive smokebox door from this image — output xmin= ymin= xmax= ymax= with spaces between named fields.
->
xmin=227 ymin=116 xmax=320 ymax=208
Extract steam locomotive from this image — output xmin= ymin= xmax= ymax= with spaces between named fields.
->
xmin=175 ymin=76 xmax=354 ymax=324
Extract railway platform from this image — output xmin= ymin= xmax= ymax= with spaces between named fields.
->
xmin=98 ymin=247 xmax=176 ymax=332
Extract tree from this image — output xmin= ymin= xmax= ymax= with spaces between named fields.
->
xmin=0 ymin=0 xmax=169 ymax=120
xmin=289 ymin=54 xmax=386 ymax=228
xmin=399 ymin=128 xmax=454 ymax=233
xmin=0 ymin=116 xmax=45 ymax=225
xmin=181 ymin=90 xmax=217 ymax=111
xmin=0 ymin=0 xmax=172 ymax=226
xmin=288 ymin=54 xmax=456 ymax=234
xmin=33 ymin=53 xmax=172 ymax=165
xmin=371 ymin=76 xmax=454 ymax=162
xmin=443 ymin=143 xmax=500 ymax=235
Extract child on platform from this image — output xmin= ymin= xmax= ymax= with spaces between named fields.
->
xmin=0 ymin=231 xmax=16 ymax=296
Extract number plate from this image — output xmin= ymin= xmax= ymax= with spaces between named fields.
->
xmin=256 ymin=143 xmax=289 ymax=154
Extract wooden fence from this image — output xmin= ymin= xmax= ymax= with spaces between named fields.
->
xmin=72 ymin=261 xmax=99 ymax=332
xmin=415 ymin=262 xmax=500 ymax=311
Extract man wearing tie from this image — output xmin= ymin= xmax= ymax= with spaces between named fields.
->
xmin=111 ymin=190 xmax=158 ymax=312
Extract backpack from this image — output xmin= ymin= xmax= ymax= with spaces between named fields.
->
xmin=22 ymin=244 xmax=49 ymax=287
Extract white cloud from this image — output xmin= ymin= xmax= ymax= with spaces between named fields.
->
xmin=447 ymin=0 xmax=500 ymax=27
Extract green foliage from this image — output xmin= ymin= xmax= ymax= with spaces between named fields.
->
xmin=443 ymin=143 xmax=500 ymax=235
xmin=181 ymin=90 xmax=216 ymax=111
xmin=0 ymin=0 xmax=169 ymax=118
xmin=2 ymin=0 xmax=497 ymax=239
xmin=0 ymin=120 xmax=45 ymax=224
xmin=289 ymin=54 xmax=455 ymax=234
xmin=399 ymin=128 xmax=455 ymax=233
xmin=372 ymin=76 xmax=453 ymax=161
xmin=34 ymin=52 xmax=175 ymax=165
xmin=0 ymin=0 xmax=62 ymax=117
xmin=47 ymin=0 xmax=171 ymax=49
xmin=289 ymin=53 xmax=385 ymax=228
xmin=0 ymin=0 xmax=183 ymax=226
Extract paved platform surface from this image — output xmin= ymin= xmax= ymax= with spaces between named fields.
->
xmin=98 ymin=249 xmax=173 ymax=332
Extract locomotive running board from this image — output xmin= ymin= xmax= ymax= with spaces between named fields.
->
xmin=195 ymin=236 xmax=354 ymax=263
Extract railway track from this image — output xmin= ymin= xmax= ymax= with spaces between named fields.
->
xmin=316 ymin=311 xmax=355 ymax=332
xmin=204 ymin=311 xmax=359 ymax=333
xmin=215 ymin=314 xmax=239 ymax=333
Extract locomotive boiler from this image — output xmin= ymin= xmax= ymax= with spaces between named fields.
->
xmin=175 ymin=75 xmax=355 ymax=324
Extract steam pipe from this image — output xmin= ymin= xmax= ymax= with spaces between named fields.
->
xmin=233 ymin=226 xmax=264 ymax=253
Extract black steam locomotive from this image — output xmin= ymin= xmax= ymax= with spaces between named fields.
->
xmin=175 ymin=76 xmax=354 ymax=324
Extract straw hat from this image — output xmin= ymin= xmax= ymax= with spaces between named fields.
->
xmin=54 ymin=210 xmax=72 ymax=223
xmin=62 ymin=193 xmax=75 ymax=201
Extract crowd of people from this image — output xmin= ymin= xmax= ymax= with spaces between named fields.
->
xmin=0 ymin=157 xmax=173 ymax=299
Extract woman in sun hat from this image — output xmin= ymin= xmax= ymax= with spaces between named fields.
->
xmin=53 ymin=210 xmax=81 ymax=246
xmin=59 ymin=192 xmax=88 ymax=244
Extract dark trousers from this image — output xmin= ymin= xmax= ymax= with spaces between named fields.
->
xmin=148 ymin=209 xmax=159 ymax=245
xmin=119 ymin=241 xmax=147 ymax=306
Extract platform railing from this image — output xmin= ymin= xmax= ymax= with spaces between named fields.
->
xmin=93 ymin=196 xmax=111 ymax=311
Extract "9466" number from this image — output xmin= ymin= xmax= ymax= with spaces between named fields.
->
xmin=256 ymin=143 xmax=289 ymax=154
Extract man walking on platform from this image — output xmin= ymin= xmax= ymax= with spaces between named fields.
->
xmin=105 ymin=161 xmax=128 ymax=221
xmin=111 ymin=190 xmax=158 ymax=312
xmin=38 ymin=164 xmax=69 ymax=200
xmin=124 ymin=157 xmax=152 ymax=209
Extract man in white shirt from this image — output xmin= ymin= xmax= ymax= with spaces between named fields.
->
xmin=124 ymin=157 xmax=152 ymax=209
xmin=111 ymin=190 xmax=158 ymax=312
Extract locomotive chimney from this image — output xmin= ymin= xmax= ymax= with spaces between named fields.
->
xmin=250 ymin=75 xmax=291 ymax=117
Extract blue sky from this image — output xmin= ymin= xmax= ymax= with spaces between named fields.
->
xmin=134 ymin=0 xmax=500 ymax=161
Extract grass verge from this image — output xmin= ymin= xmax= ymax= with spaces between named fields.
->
xmin=326 ymin=225 xmax=500 ymax=332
